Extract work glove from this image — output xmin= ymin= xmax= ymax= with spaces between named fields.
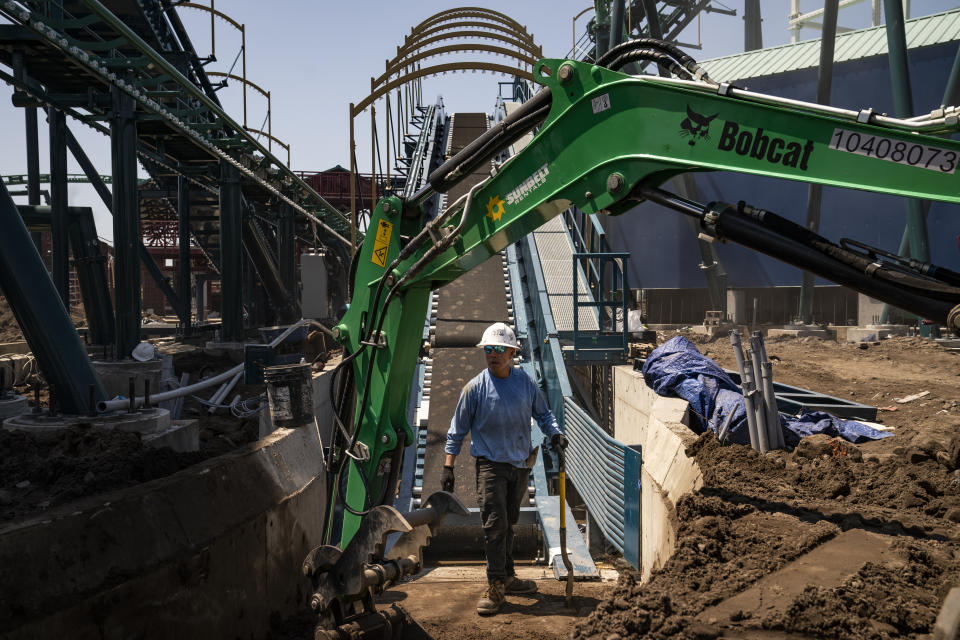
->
xmin=441 ymin=465 xmax=455 ymax=493
xmin=551 ymin=433 xmax=569 ymax=451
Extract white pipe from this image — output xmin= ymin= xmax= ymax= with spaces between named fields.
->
xmin=208 ymin=371 xmax=243 ymax=414
xmin=97 ymin=319 xmax=323 ymax=412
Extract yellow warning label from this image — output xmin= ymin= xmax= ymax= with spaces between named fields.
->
xmin=370 ymin=218 xmax=393 ymax=268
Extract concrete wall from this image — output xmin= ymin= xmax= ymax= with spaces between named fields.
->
xmin=0 ymin=377 xmax=333 ymax=638
xmin=614 ymin=366 xmax=702 ymax=582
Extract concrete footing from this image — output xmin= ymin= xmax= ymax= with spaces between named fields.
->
xmin=767 ymin=325 xmax=833 ymax=339
xmin=91 ymin=358 xmax=163 ymax=401
xmin=0 ymin=394 xmax=28 ymax=418
xmin=845 ymin=324 xmax=909 ymax=343
xmin=3 ymin=408 xmax=199 ymax=453
xmin=613 ymin=366 xmax=703 ymax=581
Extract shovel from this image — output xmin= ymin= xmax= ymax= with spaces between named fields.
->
xmin=557 ymin=446 xmax=575 ymax=607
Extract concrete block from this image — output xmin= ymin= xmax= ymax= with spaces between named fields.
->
xmin=0 ymin=395 xmax=28 ymax=419
xmin=766 ymin=327 xmax=833 ymax=339
xmin=143 ymin=419 xmax=199 ymax=452
xmin=665 ymin=452 xmax=704 ymax=506
xmin=92 ymin=359 xmax=163 ymax=403
xmin=651 ymin=395 xmax=690 ymax=431
xmin=846 ymin=325 xmax=909 ymax=343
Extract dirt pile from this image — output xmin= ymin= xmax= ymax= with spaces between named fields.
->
xmin=0 ymin=426 xmax=207 ymax=521
xmin=574 ymin=433 xmax=960 ymax=639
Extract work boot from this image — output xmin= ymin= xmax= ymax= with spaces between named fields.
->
xmin=504 ymin=575 xmax=537 ymax=594
xmin=476 ymin=580 xmax=505 ymax=615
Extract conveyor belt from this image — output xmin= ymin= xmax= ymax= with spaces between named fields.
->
xmin=420 ymin=113 xmax=521 ymax=510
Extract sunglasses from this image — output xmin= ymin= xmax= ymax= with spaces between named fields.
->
xmin=483 ymin=345 xmax=509 ymax=354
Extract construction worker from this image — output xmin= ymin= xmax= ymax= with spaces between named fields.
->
xmin=442 ymin=321 xmax=568 ymax=616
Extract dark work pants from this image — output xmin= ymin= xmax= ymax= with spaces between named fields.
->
xmin=476 ymin=457 xmax=530 ymax=582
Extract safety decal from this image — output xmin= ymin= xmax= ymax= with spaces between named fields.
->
xmin=505 ymin=164 xmax=549 ymax=206
xmin=829 ymin=128 xmax=957 ymax=174
xmin=591 ymin=93 xmax=611 ymax=114
xmin=679 ymin=104 xmax=718 ymax=146
xmin=370 ymin=218 xmax=393 ymax=268
xmin=486 ymin=195 xmax=505 ymax=222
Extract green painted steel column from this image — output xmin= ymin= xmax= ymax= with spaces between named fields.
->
xmin=49 ymin=108 xmax=70 ymax=306
xmin=884 ymin=0 xmax=929 ymax=263
xmin=744 ymin=0 xmax=763 ymax=51
xmin=0 ymin=181 xmax=105 ymax=414
xmin=219 ymin=160 xmax=243 ymax=341
xmin=110 ymin=85 xmax=141 ymax=358
xmin=880 ymin=0 xmax=929 ymax=323
xmin=798 ymin=0 xmax=839 ymax=325
xmin=178 ymin=176 xmax=192 ymax=331
xmin=278 ymin=203 xmax=296 ymax=298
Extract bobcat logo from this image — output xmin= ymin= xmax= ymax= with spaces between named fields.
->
xmin=680 ymin=105 xmax=718 ymax=146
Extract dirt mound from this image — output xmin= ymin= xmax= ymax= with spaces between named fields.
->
xmin=0 ymin=426 xmax=207 ymax=521
xmin=574 ymin=434 xmax=960 ymax=639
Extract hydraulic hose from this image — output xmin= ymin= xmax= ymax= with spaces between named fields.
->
xmin=596 ymin=37 xmax=714 ymax=82
xmin=424 ymin=88 xmax=552 ymax=196
xmin=606 ymin=49 xmax=693 ymax=78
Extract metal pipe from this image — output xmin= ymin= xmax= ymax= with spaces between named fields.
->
xmin=730 ymin=332 xmax=759 ymax=450
xmin=746 ymin=347 xmax=770 ymax=454
xmin=641 ymin=76 xmax=960 ymax=133
xmin=760 ymin=361 xmax=784 ymax=450
xmin=750 ymin=335 xmax=775 ymax=447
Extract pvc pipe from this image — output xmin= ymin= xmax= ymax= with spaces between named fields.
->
xmin=730 ymin=332 xmax=760 ymax=451
xmin=97 ymin=319 xmax=320 ymax=412
xmin=741 ymin=381 xmax=761 ymax=452
xmin=747 ymin=343 xmax=770 ymax=454
xmin=208 ymin=371 xmax=243 ymax=414
xmin=760 ymin=361 xmax=784 ymax=450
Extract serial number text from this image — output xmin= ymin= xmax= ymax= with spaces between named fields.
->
xmin=829 ymin=128 xmax=956 ymax=174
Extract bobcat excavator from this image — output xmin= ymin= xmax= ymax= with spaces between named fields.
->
xmin=303 ymin=39 xmax=960 ymax=639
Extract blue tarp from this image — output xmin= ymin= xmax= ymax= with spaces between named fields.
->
xmin=641 ymin=336 xmax=892 ymax=448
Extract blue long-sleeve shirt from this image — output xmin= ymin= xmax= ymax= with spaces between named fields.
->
xmin=445 ymin=367 xmax=560 ymax=468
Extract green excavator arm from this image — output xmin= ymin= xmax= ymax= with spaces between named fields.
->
xmin=330 ymin=56 xmax=960 ymax=544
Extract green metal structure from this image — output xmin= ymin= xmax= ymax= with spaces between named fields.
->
xmin=330 ymin=55 xmax=960 ymax=544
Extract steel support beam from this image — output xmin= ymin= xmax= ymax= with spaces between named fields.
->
xmin=219 ymin=160 xmax=243 ymax=341
xmin=243 ymin=216 xmax=298 ymax=324
xmin=110 ymin=84 xmax=141 ymax=358
xmin=0 ymin=181 xmax=104 ymax=414
xmin=278 ymin=203 xmax=297 ymax=297
xmin=880 ymin=0 xmax=929 ymax=323
xmin=63 ymin=123 xmax=185 ymax=322
xmin=177 ymin=176 xmax=192 ymax=330
xmin=798 ymin=0 xmax=838 ymax=324
xmin=49 ymin=108 xmax=70 ymax=306
xmin=744 ymin=0 xmax=763 ymax=51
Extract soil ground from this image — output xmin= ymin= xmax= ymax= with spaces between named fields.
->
xmin=572 ymin=330 xmax=960 ymax=640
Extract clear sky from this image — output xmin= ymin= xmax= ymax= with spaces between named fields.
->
xmin=1 ymin=1 xmax=957 ymax=243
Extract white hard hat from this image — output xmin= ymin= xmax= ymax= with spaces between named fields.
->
xmin=477 ymin=322 xmax=519 ymax=349
xmin=131 ymin=341 xmax=156 ymax=362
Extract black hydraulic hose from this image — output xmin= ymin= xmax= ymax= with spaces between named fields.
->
xmin=735 ymin=204 xmax=960 ymax=299
xmin=606 ymin=49 xmax=693 ymax=78
xmin=713 ymin=204 xmax=958 ymax=324
xmin=597 ymin=37 xmax=713 ymax=82
xmin=425 ymin=87 xmax=553 ymax=195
